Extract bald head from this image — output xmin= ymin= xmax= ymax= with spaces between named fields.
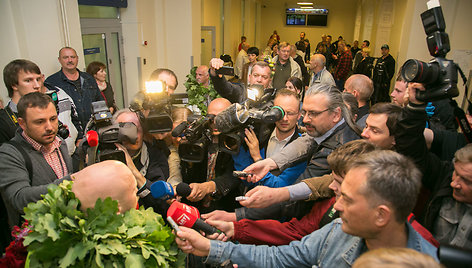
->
xmin=72 ymin=161 xmax=138 ymax=213
xmin=344 ymin=74 xmax=373 ymax=106
xmin=196 ymin=65 xmax=210 ymax=86
xmin=208 ymin=98 xmax=231 ymax=116
xmin=310 ymin=54 xmax=326 ymax=73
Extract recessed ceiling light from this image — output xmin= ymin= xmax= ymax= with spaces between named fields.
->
xmin=300 ymin=6 xmax=313 ymax=9
xmin=297 ymin=2 xmax=313 ymax=5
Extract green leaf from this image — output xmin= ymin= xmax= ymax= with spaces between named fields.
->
xmin=125 ymin=253 xmax=145 ymax=268
xmin=59 ymin=240 xmax=95 ymax=268
xmin=127 ymin=226 xmax=145 ymax=239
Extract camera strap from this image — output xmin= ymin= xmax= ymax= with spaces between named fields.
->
xmin=4 ymin=106 xmax=19 ymax=127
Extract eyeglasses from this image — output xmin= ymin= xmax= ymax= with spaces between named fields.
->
xmin=285 ymin=111 xmax=299 ymax=117
xmin=301 ymin=108 xmax=329 ymax=120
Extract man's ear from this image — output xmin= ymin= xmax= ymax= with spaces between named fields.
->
xmin=18 ymin=117 xmax=26 ymax=131
xmin=374 ymin=205 xmax=391 ymax=228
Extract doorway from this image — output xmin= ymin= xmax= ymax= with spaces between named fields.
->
xmin=201 ymin=26 xmax=216 ymax=66
xmin=81 ymin=19 xmax=127 ymax=108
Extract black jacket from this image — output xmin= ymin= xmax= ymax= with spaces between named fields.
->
xmin=45 ymin=69 xmax=103 ymax=129
xmin=395 ymin=103 xmax=455 ymax=229
xmin=0 ymin=107 xmax=19 ymax=145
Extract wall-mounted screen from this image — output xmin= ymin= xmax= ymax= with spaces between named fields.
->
xmin=286 ymin=14 xmax=306 ymax=25
xmin=286 ymin=8 xmax=328 ymax=26
xmin=307 ymin=14 xmax=328 ymax=26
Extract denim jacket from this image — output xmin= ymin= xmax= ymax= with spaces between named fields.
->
xmin=205 ymin=218 xmax=438 ymax=268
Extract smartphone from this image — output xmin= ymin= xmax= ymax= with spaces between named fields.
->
xmin=216 ymin=66 xmax=234 ymax=76
xmin=233 ymin=171 xmax=251 ymax=177
xmin=235 ymin=196 xmax=248 ymax=201
xmin=167 ymin=216 xmax=182 ymax=233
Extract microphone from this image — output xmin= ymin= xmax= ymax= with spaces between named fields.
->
xmin=171 ymin=121 xmax=188 ymax=137
xmin=214 ymin=103 xmax=249 ymax=134
xmin=150 ymin=181 xmax=191 ymax=200
xmin=167 ymin=201 xmax=221 ymax=235
xmin=86 ymin=130 xmax=99 ymax=147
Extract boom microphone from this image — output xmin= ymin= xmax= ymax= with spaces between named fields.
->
xmin=167 ymin=201 xmax=221 ymax=235
xmin=214 ymin=103 xmax=249 ymax=134
xmin=86 ymin=130 xmax=99 ymax=147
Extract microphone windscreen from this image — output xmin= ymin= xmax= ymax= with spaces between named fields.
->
xmin=175 ymin=183 xmax=192 ymax=198
xmin=167 ymin=201 xmax=199 ymax=228
xmin=86 ymin=130 xmax=99 ymax=147
xmin=214 ymin=103 xmax=248 ymax=134
xmin=171 ymin=121 xmax=188 ymax=137
xmin=150 ymin=181 xmax=175 ymax=199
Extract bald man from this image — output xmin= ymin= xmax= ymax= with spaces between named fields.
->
xmin=308 ymin=54 xmax=335 ymax=89
xmin=343 ymin=74 xmax=374 ymax=122
xmin=195 ymin=65 xmax=210 ymax=88
xmin=183 ymin=98 xmax=241 ymax=212
xmin=72 ymin=160 xmax=138 ymax=213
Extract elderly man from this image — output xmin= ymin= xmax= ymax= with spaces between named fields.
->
xmin=176 ymin=150 xmax=437 ymax=267
xmin=45 ymin=47 xmax=103 ymax=129
xmin=209 ymin=59 xmax=272 ymax=103
xmin=195 ymin=65 xmax=210 ymax=88
xmin=272 ymin=42 xmax=302 ymax=89
xmin=308 ymin=54 xmax=335 ymax=88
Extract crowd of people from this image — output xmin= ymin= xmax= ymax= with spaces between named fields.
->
xmin=0 ymin=28 xmax=470 ymax=267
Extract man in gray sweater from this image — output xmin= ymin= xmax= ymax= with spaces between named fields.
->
xmin=0 ymin=92 xmax=73 ymax=229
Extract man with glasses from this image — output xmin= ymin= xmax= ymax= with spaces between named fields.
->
xmin=272 ymin=42 xmax=302 ymax=90
xmin=232 ymin=89 xmax=306 ymax=188
xmin=245 ymin=85 xmax=361 ymax=182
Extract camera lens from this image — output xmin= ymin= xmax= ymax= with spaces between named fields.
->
xmin=401 ymin=59 xmax=439 ymax=84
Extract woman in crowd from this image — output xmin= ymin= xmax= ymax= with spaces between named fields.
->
xmin=86 ymin=61 xmax=118 ymax=113
xmin=353 ymin=47 xmax=374 ymax=78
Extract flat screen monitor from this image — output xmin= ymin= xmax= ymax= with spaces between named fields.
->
xmin=286 ymin=14 xmax=306 ymax=26
xmin=307 ymin=14 xmax=328 ymax=26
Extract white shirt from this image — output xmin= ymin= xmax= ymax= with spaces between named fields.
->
xmin=266 ymin=128 xmax=296 ymax=158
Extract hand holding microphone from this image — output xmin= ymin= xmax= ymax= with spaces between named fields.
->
xmin=167 ymin=201 xmax=222 ymax=236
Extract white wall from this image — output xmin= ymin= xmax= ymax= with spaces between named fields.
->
xmin=0 ymin=0 xmax=83 ymax=102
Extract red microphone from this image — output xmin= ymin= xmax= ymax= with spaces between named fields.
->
xmin=86 ymin=130 xmax=99 ymax=147
xmin=167 ymin=201 xmax=221 ymax=235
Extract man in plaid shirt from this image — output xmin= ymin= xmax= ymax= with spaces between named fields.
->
xmin=333 ymin=41 xmax=353 ymax=90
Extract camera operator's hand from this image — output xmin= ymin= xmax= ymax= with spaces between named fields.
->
xmin=175 ymin=226 xmax=211 ymax=257
xmin=201 ymin=210 xmax=236 ymax=222
xmin=242 ymin=158 xmax=277 ymax=183
xmin=188 ymin=181 xmax=216 ymax=202
xmin=209 ymin=58 xmax=225 ymax=77
xmin=239 ymin=186 xmax=290 ymax=208
xmin=115 ymin=143 xmax=146 ymax=188
xmin=244 ymin=128 xmax=262 ymax=162
xmin=205 ymin=219 xmax=234 ymax=240
xmin=407 ymin=82 xmax=426 ymax=105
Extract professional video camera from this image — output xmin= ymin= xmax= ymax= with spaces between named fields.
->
xmin=44 ymin=88 xmax=70 ymax=140
xmin=172 ymin=114 xmax=214 ymax=163
xmin=400 ymin=1 xmax=459 ymax=102
xmin=82 ymin=101 xmax=138 ymax=165
xmin=129 ymin=80 xmax=189 ymax=134
xmin=214 ymin=85 xmax=285 ymax=154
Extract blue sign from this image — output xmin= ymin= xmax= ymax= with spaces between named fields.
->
xmin=84 ymin=47 xmax=100 ymax=55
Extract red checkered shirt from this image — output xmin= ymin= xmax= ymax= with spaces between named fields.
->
xmin=22 ymin=132 xmax=68 ymax=179
xmin=334 ymin=50 xmax=353 ymax=81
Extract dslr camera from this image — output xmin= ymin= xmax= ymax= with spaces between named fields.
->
xmin=400 ymin=2 xmax=459 ymax=101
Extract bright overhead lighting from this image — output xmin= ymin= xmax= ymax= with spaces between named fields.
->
xmin=297 ymin=2 xmax=313 ymax=5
